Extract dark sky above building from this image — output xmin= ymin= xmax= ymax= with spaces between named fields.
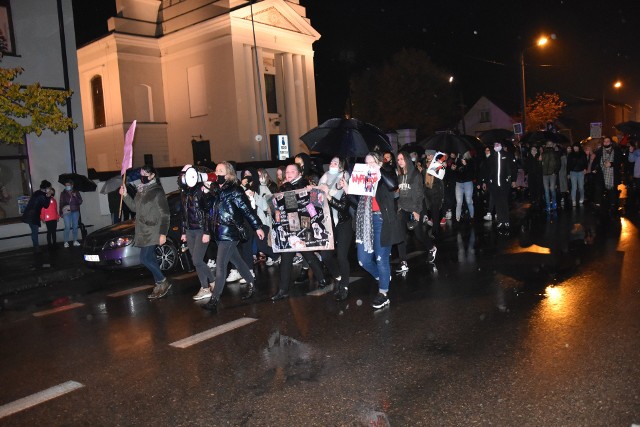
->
xmin=72 ymin=0 xmax=639 ymax=121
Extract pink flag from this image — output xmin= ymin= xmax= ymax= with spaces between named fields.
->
xmin=121 ymin=120 xmax=137 ymax=176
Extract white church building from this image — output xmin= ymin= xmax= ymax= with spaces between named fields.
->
xmin=77 ymin=0 xmax=321 ymax=172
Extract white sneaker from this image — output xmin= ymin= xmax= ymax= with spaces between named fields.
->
xmin=226 ymin=269 xmax=242 ymax=282
xmin=206 ymin=259 xmax=216 ymax=269
xmin=293 ymin=255 xmax=303 ymax=265
xmin=192 ymin=287 xmax=212 ymax=300
xmin=395 ymin=261 xmax=409 ymax=273
xmin=265 ymin=257 xmax=277 ymax=266
xmin=239 ymin=271 xmax=256 ymax=284
xmin=483 ymin=213 xmax=493 ymax=221
xmin=64 ymin=242 xmax=70 ymax=248
xmin=445 ymin=210 xmax=452 ymax=220
xmin=73 ymin=240 xmax=81 ymax=247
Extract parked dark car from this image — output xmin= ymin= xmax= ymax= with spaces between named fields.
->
xmin=82 ymin=191 xmax=187 ymax=271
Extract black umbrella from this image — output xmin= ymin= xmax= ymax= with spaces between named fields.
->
xmin=100 ymin=175 xmax=124 ymax=194
xmin=521 ymin=131 xmax=569 ymax=146
xmin=58 ymin=173 xmax=97 ymax=192
xmin=479 ymin=128 xmax=514 ymax=145
xmin=300 ymin=118 xmax=392 ymax=157
xmin=615 ymin=121 xmax=640 ymax=136
xmin=418 ymin=133 xmax=476 ymax=154
xmin=397 ymin=142 xmax=425 ymax=157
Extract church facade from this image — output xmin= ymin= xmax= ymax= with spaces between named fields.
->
xmin=77 ymin=0 xmax=321 ymax=172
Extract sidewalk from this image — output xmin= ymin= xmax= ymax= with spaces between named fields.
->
xmin=0 ymin=245 xmax=90 ymax=297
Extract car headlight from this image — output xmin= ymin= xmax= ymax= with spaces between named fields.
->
xmin=104 ymin=236 xmax=134 ymax=249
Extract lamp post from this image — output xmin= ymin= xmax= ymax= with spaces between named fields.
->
xmin=520 ymin=36 xmax=549 ymax=132
xmin=449 ymin=76 xmax=467 ymax=134
xmin=602 ymin=80 xmax=623 ymax=133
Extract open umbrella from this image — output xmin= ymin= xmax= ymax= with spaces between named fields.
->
xmin=479 ymin=128 xmax=514 ymax=145
xmin=300 ymin=118 xmax=392 ymax=157
xmin=615 ymin=121 xmax=640 ymax=136
xmin=521 ymin=130 xmax=569 ymax=146
xmin=397 ymin=142 xmax=425 ymax=158
xmin=100 ymin=175 xmax=124 ymax=194
xmin=58 ymin=173 xmax=97 ymax=192
xmin=418 ymin=133 xmax=476 ymax=154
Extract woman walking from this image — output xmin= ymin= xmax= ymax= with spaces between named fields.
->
xmin=203 ymin=161 xmax=264 ymax=312
xmin=348 ymin=152 xmax=403 ymax=310
xmin=120 ymin=165 xmax=172 ymax=299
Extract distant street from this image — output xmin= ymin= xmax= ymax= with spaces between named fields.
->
xmin=1 ymin=202 xmax=640 ymax=426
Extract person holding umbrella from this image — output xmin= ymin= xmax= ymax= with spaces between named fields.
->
xmin=120 ymin=165 xmax=172 ymax=299
xmin=59 ymin=179 xmax=83 ymax=247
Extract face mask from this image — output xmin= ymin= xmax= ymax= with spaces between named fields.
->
xmin=216 ymin=174 xmax=226 ymax=185
xmin=259 ymin=177 xmax=266 ymax=185
xmin=140 ymin=175 xmax=151 ymax=184
xmin=65 ymin=185 xmax=72 ymax=191
xmin=410 ymin=156 xmax=417 ymax=162
xmin=494 ymin=146 xmax=502 ymax=152
xmin=485 ymin=152 xmax=491 ymax=158
xmin=329 ymin=167 xmax=339 ymax=174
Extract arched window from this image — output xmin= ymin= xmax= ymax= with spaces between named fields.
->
xmin=91 ymin=75 xmax=106 ymax=128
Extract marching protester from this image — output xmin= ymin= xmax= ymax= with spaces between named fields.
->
xmin=59 ymin=179 xmax=83 ymax=247
xmin=346 ymin=152 xmax=403 ymax=310
xmin=120 ymin=165 xmax=172 ymax=299
xmin=423 ymin=151 xmax=447 ymax=238
xmin=271 ymin=163 xmax=329 ymax=301
xmin=203 ymin=162 xmax=264 ymax=312
xmin=395 ymin=151 xmax=435 ymax=274
xmin=317 ymin=156 xmax=353 ymax=301
xmin=451 ymin=150 xmax=476 ymax=223
xmin=567 ymin=143 xmax=588 ymax=207
xmin=487 ymin=142 xmax=517 ymax=230
xmin=178 ymin=166 xmax=216 ymax=301
xmin=541 ymin=141 xmax=559 ymax=212
xmin=591 ymin=136 xmax=623 ymax=213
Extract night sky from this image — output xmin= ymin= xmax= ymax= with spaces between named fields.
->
xmin=72 ymin=0 xmax=639 ymax=122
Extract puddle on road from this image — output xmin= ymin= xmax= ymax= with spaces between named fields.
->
xmin=260 ymin=330 xmax=324 ymax=385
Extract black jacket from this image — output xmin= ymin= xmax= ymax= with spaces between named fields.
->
xmin=488 ymin=150 xmax=518 ymax=187
xmin=209 ymin=182 xmax=262 ymax=242
xmin=22 ymin=189 xmax=51 ymax=226
xmin=180 ymin=186 xmax=211 ymax=234
xmin=327 ymin=191 xmax=352 ymax=225
xmin=567 ymin=151 xmax=588 ymax=172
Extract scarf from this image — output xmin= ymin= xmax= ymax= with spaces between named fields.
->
xmin=601 ymin=148 xmax=615 ymax=190
xmin=355 ymin=196 xmax=374 ymax=253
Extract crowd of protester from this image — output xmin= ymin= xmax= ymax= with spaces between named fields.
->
xmin=115 ymin=132 xmax=638 ymax=313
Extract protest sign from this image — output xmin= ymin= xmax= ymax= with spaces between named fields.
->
xmin=270 ymin=187 xmax=334 ymax=253
xmin=427 ymin=152 xmax=447 ymax=180
xmin=348 ymin=163 xmax=380 ymax=196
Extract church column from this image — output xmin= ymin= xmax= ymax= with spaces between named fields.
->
xmin=282 ymin=52 xmax=301 ymax=155
xmin=253 ymin=46 xmax=269 ymax=160
xmin=293 ymin=54 xmax=308 ymax=136
xmin=243 ymin=44 xmax=259 ymax=151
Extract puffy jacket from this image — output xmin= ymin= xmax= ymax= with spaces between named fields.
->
xmin=180 ymin=187 xmax=210 ymax=233
xmin=209 ymin=181 xmax=262 ymax=242
xmin=122 ymin=182 xmax=170 ymax=247
xmin=41 ymin=198 xmax=60 ymax=222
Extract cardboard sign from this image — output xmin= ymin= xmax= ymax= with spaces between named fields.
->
xmin=270 ymin=187 xmax=334 ymax=253
xmin=348 ymin=163 xmax=380 ymax=196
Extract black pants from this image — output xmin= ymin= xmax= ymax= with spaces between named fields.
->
xmin=489 ymin=183 xmax=511 ymax=223
xmin=320 ymin=219 xmax=353 ymax=287
xmin=396 ymin=210 xmax=432 ymax=261
xmin=279 ymin=250 xmax=325 ymax=293
xmin=45 ymin=220 xmax=57 ymax=246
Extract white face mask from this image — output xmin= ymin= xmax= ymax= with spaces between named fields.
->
xmin=259 ymin=177 xmax=266 ymax=185
xmin=410 ymin=156 xmax=417 ymax=162
xmin=329 ymin=167 xmax=339 ymax=174
xmin=494 ymin=145 xmax=502 ymax=152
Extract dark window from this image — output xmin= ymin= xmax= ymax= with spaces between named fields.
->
xmin=479 ymin=110 xmax=491 ymax=123
xmin=264 ymin=74 xmax=277 ymax=114
xmin=91 ymin=75 xmax=106 ymax=128
xmin=0 ymin=0 xmax=17 ymax=56
xmin=0 ymin=143 xmax=32 ymax=222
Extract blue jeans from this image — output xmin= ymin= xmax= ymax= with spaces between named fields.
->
xmin=28 ymin=223 xmax=40 ymax=248
xmin=569 ymin=171 xmax=585 ymax=203
xmin=356 ymin=213 xmax=391 ymax=293
xmin=455 ymin=181 xmax=475 ymax=220
xmin=63 ymin=210 xmax=80 ymax=242
xmin=542 ymin=174 xmax=557 ymax=205
xmin=140 ymin=245 xmax=165 ymax=283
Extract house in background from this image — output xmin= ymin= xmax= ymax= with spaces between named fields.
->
xmin=77 ymin=0 xmax=321 ymax=172
xmin=457 ymin=96 xmax=514 ymax=137
xmin=0 ymin=0 xmax=100 ymax=251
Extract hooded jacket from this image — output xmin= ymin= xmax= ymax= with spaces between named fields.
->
xmin=397 ymin=154 xmax=425 ymax=213
xmin=122 ymin=181 xmax=170 ymax=247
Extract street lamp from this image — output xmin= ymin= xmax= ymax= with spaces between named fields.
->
xmin=602 ymin=80 xmax=623 ymax=131
xmin=520 ymin=36 xmax=550 ymax=132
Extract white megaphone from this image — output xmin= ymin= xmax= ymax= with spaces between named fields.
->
xmin=179 ymin=165 xmax=217 ymax=188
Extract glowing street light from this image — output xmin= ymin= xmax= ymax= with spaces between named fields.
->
xmin=520 ymin=35 xmax=552 ymax=131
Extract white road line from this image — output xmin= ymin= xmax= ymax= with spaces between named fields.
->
xmin=0 ymin=381 xmax=84 ymax=419
xmin=170 ymin=317 xmax=258 ymax=349
xmin=107 ymin=285 xmax=154 ymax=298
xmin=32 ymin=303 xmax=84 ymax=318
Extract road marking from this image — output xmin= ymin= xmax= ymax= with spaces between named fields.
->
xmin=170 ymin=317 xmax=258 ymax=349
xmin=32 ymin=303 xmax=84 ymax=318
xmin=0 ymin=381 xmax=84 ymax=419
xmin=107 ymin=285 xmax=154 ymax=298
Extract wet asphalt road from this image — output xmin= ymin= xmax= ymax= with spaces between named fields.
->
xmin=1 ymin=202 xmax=640 ymax=426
